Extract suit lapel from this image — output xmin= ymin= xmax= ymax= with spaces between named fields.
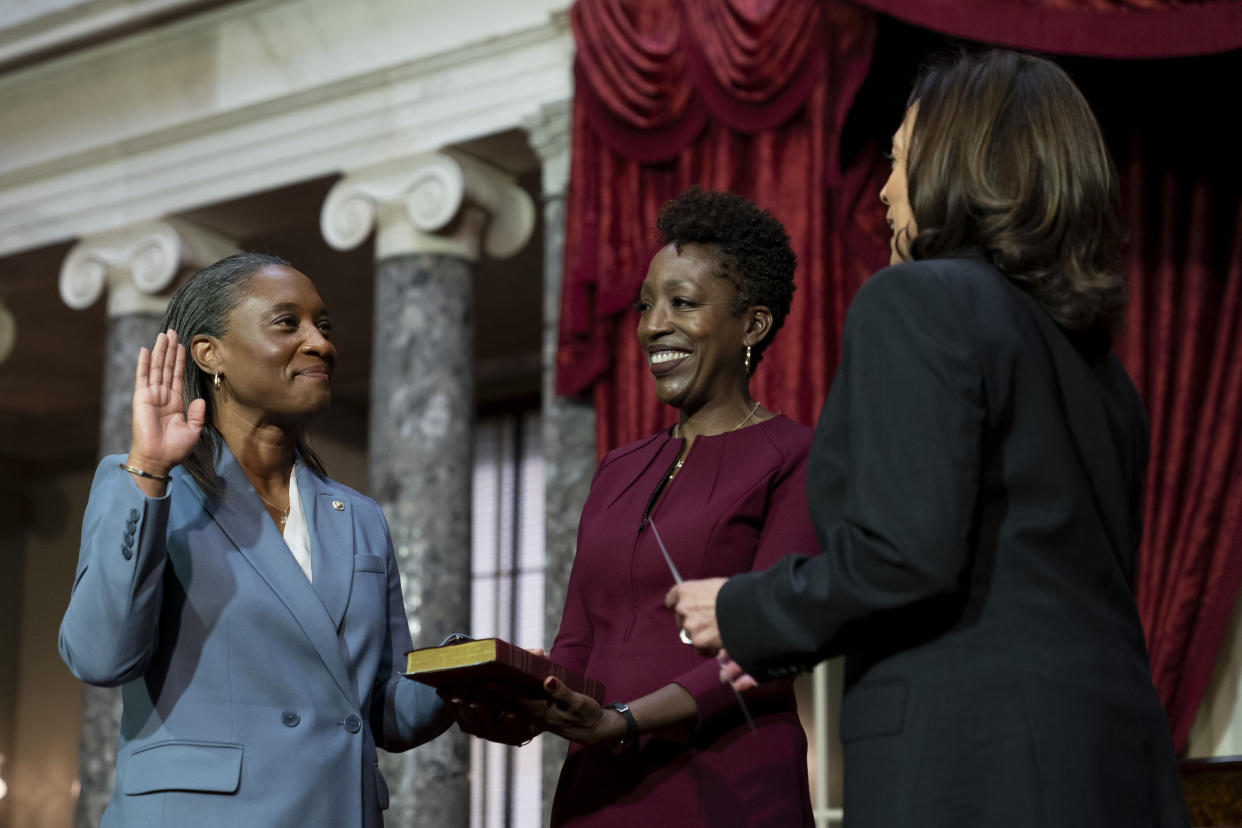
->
xmin=187 ymin=445 xmax=359 ymax=707
xmin=297 ymin=462 xmax=354 ymax=633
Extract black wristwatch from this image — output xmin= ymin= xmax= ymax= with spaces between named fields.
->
xmin=605 ymin=701 xmax=638 ymax=748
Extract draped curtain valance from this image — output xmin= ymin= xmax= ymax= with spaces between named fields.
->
xmin=850 ymin=0 xmax=1242 ymax=58
xmin=572 ymin=0 xmax=826 ymax=160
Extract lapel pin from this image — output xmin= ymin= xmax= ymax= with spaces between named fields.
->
xmin=332 ymin=500 xmax=345 ymax=511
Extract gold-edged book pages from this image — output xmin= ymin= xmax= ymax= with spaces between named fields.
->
xmin=404 ymin=637 xmax=606 ymax=703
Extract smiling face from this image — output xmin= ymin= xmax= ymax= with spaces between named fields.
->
xmin=194 ymin=265 xmax=336 ymax=426
xmin=635 ymin=242 xmax=754 ymax=413
xmin=881 ymin=104 xmax=918 ymax=265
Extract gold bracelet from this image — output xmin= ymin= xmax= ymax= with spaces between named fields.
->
xmin=119 ymin=463 xmax=171 ymax=482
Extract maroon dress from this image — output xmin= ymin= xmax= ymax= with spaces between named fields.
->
xmin=549 ymin=415 xmax=818 ymax=827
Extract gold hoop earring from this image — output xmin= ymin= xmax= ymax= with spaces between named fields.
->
xmin=213 ymin=372 xmax=222 ymax=391
xmin=743 ymin=345 xmax=752 ymax=375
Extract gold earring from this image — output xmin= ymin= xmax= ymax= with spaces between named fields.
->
xmin=213 ymin=372 xmax=222 ymax=391
xmin=744 ymin=345 xmax=752 ymax=375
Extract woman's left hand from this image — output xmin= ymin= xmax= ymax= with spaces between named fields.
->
xmin=522 ymin=677 xmax=622 ymax=747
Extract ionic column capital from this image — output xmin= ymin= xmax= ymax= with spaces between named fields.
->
xmin=59 ymin=218 xmax=239 ymax=317
xmin=523 ymin=99 xmax=572 ymax=198
xmin=320 ymin=150 xmax=535 ymax=262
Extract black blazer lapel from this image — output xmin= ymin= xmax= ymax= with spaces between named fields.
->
xmin=297 ymin=463 xmax=354 ymax=633
xmin=184 ymin=446 xmax=358 ymax=707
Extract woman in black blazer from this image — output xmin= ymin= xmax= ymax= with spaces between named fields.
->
xmin=669 ymin=49 xmax=1190 ymax=827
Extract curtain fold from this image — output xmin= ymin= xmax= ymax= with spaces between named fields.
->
xmin=1118 ymin=144 xmax=1242 ymax=752
xmin=570 ymin=0 xmax=830 ymax=161
xmin=849 ymin=0 xmax=1242 ymax=58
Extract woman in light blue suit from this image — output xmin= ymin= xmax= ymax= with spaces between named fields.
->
xmin=59 ymin=253 xmax=450 ymax=828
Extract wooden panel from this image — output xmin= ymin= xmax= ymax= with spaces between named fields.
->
xmin=1181 ymin=757 xmax=1242 ymax=828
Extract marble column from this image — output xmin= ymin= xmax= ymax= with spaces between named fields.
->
xmin=524 ymin=99 xmax=598 ymax=822
xmin=321 ymin=151 xmax=534 ymax=828
xmin=58 ymin=218 xmax=238 ymax=828
xmin=0 ymin=298 xmax=14 ymax=366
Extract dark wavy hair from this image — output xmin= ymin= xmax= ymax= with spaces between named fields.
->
xmin=159 ymin=252 xmax=328 ymax=499
xmin=655 ymin=188 xmax=797 ymax=370
xmin=905 ymin=49 xmax=1127 ymax=336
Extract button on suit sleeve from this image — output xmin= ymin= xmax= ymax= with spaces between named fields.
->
xmin=59 ymin=456 xmax=173 ymax=686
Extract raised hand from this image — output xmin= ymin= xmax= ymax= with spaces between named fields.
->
xmin=127 ymin=330 xmax=205 ymax=484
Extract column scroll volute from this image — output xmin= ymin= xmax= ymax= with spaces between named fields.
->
xmin=59 ymin=218 xmax=239 ymax=316
xmin=320 ymin=151 xmax=534 ymax=262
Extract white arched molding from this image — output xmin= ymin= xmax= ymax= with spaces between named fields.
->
xmin=0 ymin=297 xmax=15 ymax=365
xmin=59 ymin=218 xmax=239 ymax=317
xmin=320 ymin=150 xmax=535 ymax=262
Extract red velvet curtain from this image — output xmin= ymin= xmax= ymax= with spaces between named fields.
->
xmin=850 ymin=0 xmax=1242 ymax=58
xmin=1115 ymin=142 xmax=1242 ymax=752
xmin=557 ymin=0 xmax=882 ymax=451
xmin=558 ymin=0 xmax=1242 ymax=753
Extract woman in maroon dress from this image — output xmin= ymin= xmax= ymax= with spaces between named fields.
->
xmin=528 ymin=189 xmax=819 ymax=826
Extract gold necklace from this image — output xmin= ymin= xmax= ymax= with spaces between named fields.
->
xmin=673 ymin=400 xmax=762 ymax=440
xmin=731 ymin=400 xmax=761 ymax=431
xmin=256 ymin=490 xmax=290 ymax=528
xmin=670 ymin=401 xmax=762 ymax=478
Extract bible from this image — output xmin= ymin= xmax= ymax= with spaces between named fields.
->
xmin=404 ymin=637 xmax=606 ymax=703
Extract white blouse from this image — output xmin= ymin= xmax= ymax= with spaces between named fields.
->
xmin=283 ymin=465 xmax=312 ymax=582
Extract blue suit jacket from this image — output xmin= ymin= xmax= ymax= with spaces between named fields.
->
xmin=60 ymin=446 xmax=449 ymax=828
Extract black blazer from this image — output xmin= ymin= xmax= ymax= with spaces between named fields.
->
xmin=718 ymin=256 xmax=1188 ymax=827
